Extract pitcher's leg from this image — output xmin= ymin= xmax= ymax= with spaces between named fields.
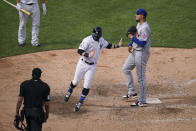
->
xmin=122 ymin=53 xmax=137 ymax=96
xmin=135 ymin=53 xmax=148 ymax=104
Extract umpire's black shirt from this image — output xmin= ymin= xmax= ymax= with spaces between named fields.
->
xmin=19 ymin=79 xmax=50 ymax=108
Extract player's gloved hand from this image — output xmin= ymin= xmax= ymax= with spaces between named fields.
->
xmin=42 ymin=3 xmax=47 ymax=15
xmin=128 ymin=46 xmax=133 ymax=53
xmin=16 ymin=3 xmax=21 ymax=11
xmin=89 ymin=50 xmax=95 ymax=58
xmin=118 ymin=38 xmax=123 ymax=47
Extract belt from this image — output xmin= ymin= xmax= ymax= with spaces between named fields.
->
xmin=26 ymin=3 xmax=34 ymax=5
xmin=81 ymin=58 xmax=94 ymax=65
xmin=133 ymin=48 xmax=143 ymax=51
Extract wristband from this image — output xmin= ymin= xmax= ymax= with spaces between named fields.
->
xmin=84 ymin=53 xmax=89 ymax=57
xmin=114 ymin=45 xmax=119 ymax=48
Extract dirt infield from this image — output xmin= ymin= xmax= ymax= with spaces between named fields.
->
xmin=0 ymin=47 xmax=196 ymax=131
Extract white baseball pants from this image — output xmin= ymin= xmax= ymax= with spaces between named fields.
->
xmin=72 ymin=58 xmax=96 ymax=89
xmin=18 ymin=3 xmax=40 ymax=45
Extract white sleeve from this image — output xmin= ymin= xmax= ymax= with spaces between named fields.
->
xmin=100 ymin=38 xmax=109 ymax=48
xmin=79 ymin=38 xmax=89 ymax=50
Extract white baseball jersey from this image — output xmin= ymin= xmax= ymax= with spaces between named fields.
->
xmin=20 ymin=0 xmax=38 ymax=4
xmin=132 ymin=21 xmax=151 ymax=56
xmin=79 ymin=35 xmax=109 ymax=64
xmin=72 ymin=35 xmax=109 ymax=89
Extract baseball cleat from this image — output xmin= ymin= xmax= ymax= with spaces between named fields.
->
xmin=32 ymin=43 xmax=41 ymax=47
xmin=131 ymin=101 xmax=147 ymax=107
xmin=122 ymin=93 xmax=138 ymax=98
xmin=74 ymin=102 xmax=82 ymax=112
xmin=64 ymin=92 xmax=71 ymax=102
xmin=18 ymin=42 xmax=25 ymax=47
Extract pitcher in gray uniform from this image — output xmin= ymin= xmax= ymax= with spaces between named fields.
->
xmin=64 ymin=26 xmax=123 ymax=112
xmin=16 ymin=0 xmax=47 ymax=46
xmin=122 ymin=8 xmax=151 ymax=107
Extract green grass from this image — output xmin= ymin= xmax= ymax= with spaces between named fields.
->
xmin=0 ymin=0 xmax=196 ymax=57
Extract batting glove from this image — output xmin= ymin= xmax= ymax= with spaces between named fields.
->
xmin=42 ymin=3 xmax=47 ymax=16
xmin=16 ymin=3 xmax=21 ymax=11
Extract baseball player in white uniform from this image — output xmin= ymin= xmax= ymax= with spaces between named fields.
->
xmin=16 ymin=0 xmax=47 ymax=46
xmin=64 ymin=26 xmax=123 ymax=112
xmin=122 ymin=8 xmax=151 ymax=107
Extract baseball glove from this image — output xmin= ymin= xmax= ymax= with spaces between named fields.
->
xmin=126 ymin=26 xmax=137 ymax=37
xmin=13 ymin=115 xmax=26 ymax=131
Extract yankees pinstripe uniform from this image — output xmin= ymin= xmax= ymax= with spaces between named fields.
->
xmin=122 ymin=8 xmax=151 ymax=106
xmin=64 ymin=27 xmax=122 ymax=112
xmin=16 ymin=0 xmax=47 ymax=46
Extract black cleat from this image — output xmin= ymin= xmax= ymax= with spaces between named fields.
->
xmin=122 ymin=93 xmax=138 ymax=98
xmin=74 ymin=102 xmax=82 ymax=112
xmin=64 ymin=92 xmax=71 ymax=102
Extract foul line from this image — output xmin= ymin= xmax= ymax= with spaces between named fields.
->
xmin=126 ymin=117 xmax=196 ymax=124
xmin=183 ymin=79 xmax=196 ymax=86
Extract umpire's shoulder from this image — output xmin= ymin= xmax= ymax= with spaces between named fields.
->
xmin=42 ymin=80 xmax=50 ymax=89
xmin=20 ymin=79 xmax=31 ymax=87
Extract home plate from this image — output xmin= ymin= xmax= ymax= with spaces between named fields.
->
xmin=147 ymin=98 xmax=162 ymax=104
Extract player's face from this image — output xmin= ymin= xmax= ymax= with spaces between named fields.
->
xmin=136 ymin=14 xmax=141 ymax=22
xmin=128 ymin=34 xmax=133 ymax=39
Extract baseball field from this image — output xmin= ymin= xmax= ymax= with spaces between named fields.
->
xmin=0 ymin=0 xmax=196 ymax=131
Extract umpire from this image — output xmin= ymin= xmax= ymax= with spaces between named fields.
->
xmin=15 ymin=68 xmax=50 ymax=131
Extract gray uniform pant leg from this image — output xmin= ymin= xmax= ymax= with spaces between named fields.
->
xmin=18 ymin=4 xmax=29 ymax=44
xmin=135 ymin=51 xmax=149 ymax=103
xmin=18 ymin=3 xmax=40 ymax=45
xmin=31 ymin=3 xmax=40 ymax=45
xmin=122 ymin=52 xmax=137 ymax=95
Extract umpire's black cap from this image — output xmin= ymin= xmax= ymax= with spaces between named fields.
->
xmin=32 ymin=68 xmax=42 ymax=78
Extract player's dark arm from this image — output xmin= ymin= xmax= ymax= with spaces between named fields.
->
xmin=15 ymin=96 xmax=23 ymax=116
xmin=78 ymin=49 xmax=89 ymax=57
xmin=106 ymin=43 xmax=119 ymax=49
xmin=132 ymin=37 xmax=146 ymax=47
xmin=106 ymin=38 xmax=123 ymax=49
xmin=44 ymin=101 xmax=50 ymax=120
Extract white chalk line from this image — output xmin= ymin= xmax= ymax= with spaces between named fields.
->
xmin=128 ymin=104 xmax=196 ymax=111
xmin=148 ymin=79 xmax=196 ymax=98
xmin=149 ymin=93 xmax=185 ymax=98
xmin=183 ymin=79 xmax=196 ymax=86
xmin=164 ymin=104 xmax=196 ymax=109
xmin=126 ymin=117 xmax=196 ymax=124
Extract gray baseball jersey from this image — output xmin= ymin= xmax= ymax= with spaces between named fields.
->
xmin=132 ymin=21 xmax=151 ymax=54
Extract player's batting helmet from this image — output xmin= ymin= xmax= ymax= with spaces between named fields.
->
xmin=92 ymin=26 xmax=102 ymax=41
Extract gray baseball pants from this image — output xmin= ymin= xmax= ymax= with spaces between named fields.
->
xmin=18 ymin=3 xmax=40 ymax=46
xmin=122 ymin=50 xmax=149 ymax=103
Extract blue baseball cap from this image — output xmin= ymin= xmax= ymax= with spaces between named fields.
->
xmin=135 ymin=8 xmax=147 ymax=17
